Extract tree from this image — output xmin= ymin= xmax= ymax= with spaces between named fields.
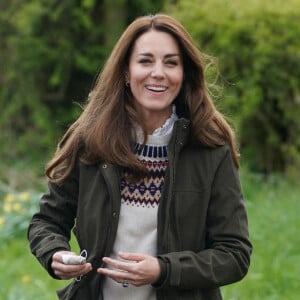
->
xmin=0 ymin=0 xmax=164 ymax=166
xmin=167 ymin=0 xmax=300 ymax=177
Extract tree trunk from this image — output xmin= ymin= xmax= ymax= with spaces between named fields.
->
xmin=103 ymin=0 xmax=127 ymax=50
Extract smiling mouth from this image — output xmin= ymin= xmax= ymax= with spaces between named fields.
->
xmin=146 ymin=85 xmax=168 ymax=92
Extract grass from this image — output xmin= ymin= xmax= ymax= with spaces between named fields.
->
xmin=0 ymin=234 xmax=78 ymax=300
xmin=222 ymin=172 xmax=300 ymax=300
xmin=0 ymin=239 xmax=64 ymax=300
xmin=1 ymin=170 xmax=299 ymax=299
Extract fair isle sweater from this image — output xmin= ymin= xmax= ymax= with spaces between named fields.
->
xmin=102 ymin=110 xmax=178 ymax=300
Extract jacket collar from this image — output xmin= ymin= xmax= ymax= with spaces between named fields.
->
xmin=169 ymin=118 xmax=191 ymax=149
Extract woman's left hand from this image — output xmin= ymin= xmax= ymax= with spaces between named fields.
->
xmin=97 ymin=252 xmax=161 ymax=286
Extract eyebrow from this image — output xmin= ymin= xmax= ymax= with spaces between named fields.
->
xmin=138 ymin=53 xmax=181 ymax=58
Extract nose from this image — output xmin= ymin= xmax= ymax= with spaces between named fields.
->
xmin=151 ymin=62 xmax=165 ymax=78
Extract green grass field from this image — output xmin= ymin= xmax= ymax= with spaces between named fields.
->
xmin=222 ymin=172 xmax=300 ymax=300
xmin=1 ymin=171 xmax=299 ymax=299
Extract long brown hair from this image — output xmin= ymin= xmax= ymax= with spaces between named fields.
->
xmin=46 ymin=14 xmax=239 ymax=183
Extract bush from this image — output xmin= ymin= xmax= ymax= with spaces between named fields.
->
xmin=0 ymin=191 xmax=39 ymax=240
xmin=167 ymin=0 xmax=300 ymax=177
xmin=0 ymin=1 xmax=165 ymax=167
xmin=0 ymin=1 xmax=102 ymax=163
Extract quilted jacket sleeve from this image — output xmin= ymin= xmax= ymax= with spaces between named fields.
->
xmin=27 ymin=168 xmax=79 ymax=278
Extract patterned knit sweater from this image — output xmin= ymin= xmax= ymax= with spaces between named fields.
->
xmin=102 ymin=110 xmax=177 ymax=300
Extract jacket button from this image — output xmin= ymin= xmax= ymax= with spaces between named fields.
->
xmin=112 ymin=212 xmax=117 ymax=218
xmin=102 ymin=164 xmax=108 ymax=169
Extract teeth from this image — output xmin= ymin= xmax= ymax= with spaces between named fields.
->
xmin=146 ymin=85 xmax=167 ymax=92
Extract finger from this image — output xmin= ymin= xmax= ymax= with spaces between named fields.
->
xmin=53 ymin=261 xmax=88 ymax=272
xmin=97 ymin=267 xmax=128 ymax=281
xmin=118 ymin=252 xmax=146 ymax=262
xmin=53 ymin=251 xmax=76 ymax=263
xmin=98 ymin=264 xmax=152 ymax=287
xmin=52 ymin=262 xmax=92 ymax=280
xmin=101 ymin=257 xmax=130 ymax=271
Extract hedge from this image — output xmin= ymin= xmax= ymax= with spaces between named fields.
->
xmin=168 ymin=0 xmax=300 ymax=177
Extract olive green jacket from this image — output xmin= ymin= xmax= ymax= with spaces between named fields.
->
xmin=28 ymin=118 xmax=252 ymax=300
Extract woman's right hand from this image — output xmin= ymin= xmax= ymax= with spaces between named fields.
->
xmin=51 ymin=251 xmax=92 ymax=280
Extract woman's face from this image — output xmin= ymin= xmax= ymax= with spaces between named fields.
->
xmin=127 ymin=30 xmax=184 ymax=124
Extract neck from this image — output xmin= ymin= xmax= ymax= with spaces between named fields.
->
xmin=143 ymin=110 xmax=173 ymax=135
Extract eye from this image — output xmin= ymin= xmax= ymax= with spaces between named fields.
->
xmin=166 ymin=60 xmax=178 ymax=66
xmin=138 ymin=58 xmax=152 ymax=64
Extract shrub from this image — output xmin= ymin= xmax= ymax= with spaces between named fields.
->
xmin=168 ymin=0 xmax=300 ymax=177
xmin=0 ymin=1 xmax=165 ymax=167
xmin=0 ymin=191 xmax=39 ymax=240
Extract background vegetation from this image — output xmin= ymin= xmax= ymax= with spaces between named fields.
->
xmin=0 ymin=0 xmax=163 ymax=168
xmin=0 ymin=0 xmax=299 ymax=299
xmin=167 ymin=0 xmax=300 ymax=177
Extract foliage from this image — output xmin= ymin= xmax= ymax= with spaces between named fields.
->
xmin=167 ymin=0 xmax=300 ymax=177
xmin=2 ymin=0 xmax=299 ymax=178
xmin=0 ymin=190 xmax=40 ymax=241
xmin=0 ymin=0 xmax=164 ymax=166
xmin=222 ymin=171 xmax=300 ymax=299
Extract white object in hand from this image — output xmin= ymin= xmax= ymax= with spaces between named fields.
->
xmin=62 ymin=254 xmax=86 ymax=265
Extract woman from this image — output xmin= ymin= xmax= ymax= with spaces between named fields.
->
xmin=28 ymin=14 xmax=252 ymax=300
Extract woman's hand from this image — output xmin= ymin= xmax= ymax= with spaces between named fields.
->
xmin=97 ymin=252 xmax=161 ymax=286
xmin=51 ymin=251 xmax=92 ymax=280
